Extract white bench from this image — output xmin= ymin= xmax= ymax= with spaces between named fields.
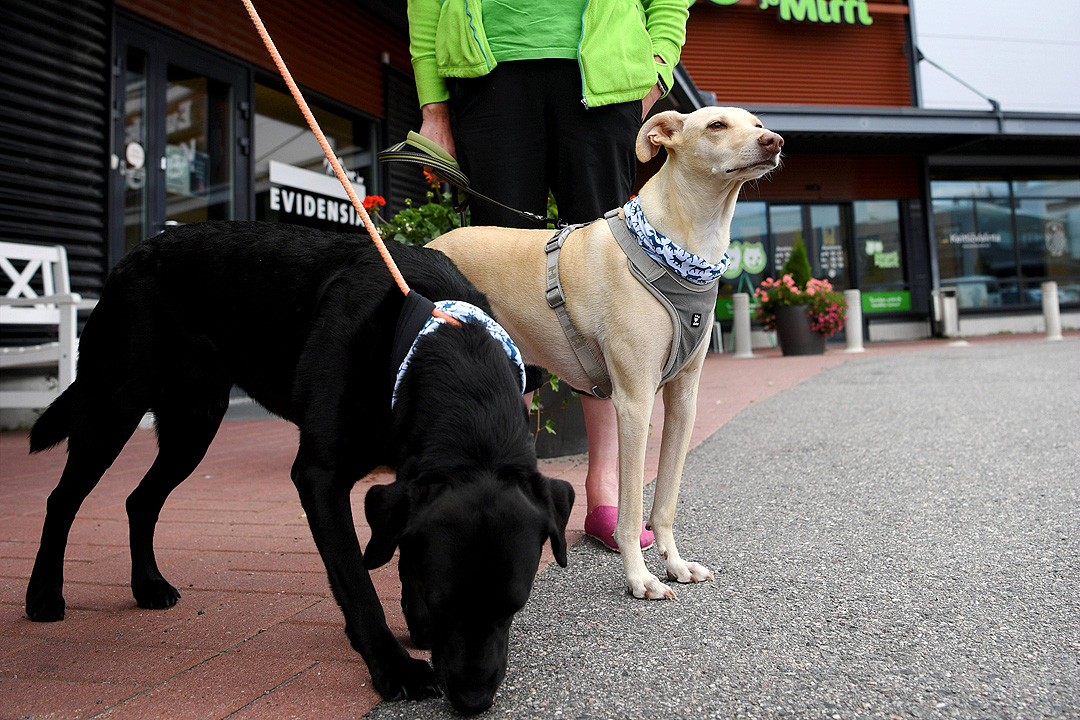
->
xmin=0 ymin=241 xmax=97 ymax=409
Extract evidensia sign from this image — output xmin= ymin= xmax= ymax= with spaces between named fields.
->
xmin=705 ymin=0 xmax=873 ymax=26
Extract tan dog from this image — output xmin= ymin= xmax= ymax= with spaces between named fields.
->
xmin=428 ymin=107 xmax=783 ymax=599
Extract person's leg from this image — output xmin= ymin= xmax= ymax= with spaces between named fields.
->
xmin=545 ymin=80 xmax=650 ymax=548
xmin=448 ymin=61 xmax=551 ymax=228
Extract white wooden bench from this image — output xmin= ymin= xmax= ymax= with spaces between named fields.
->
xmin=0 ymin=241 xmax=97 ymax=409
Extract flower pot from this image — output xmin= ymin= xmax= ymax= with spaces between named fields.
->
xmin=773 ymin=304 xmax=826 ymax=356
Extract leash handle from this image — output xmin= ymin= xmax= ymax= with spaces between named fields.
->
xmin=240 ymin=0 xmax=459 ymax=326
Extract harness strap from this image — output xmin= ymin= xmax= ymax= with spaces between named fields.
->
xmin=605 ymin=209 xmax=720 ymax=384
xmin=390 ymin=290 xmax=437 ymax=388
xmin=544 ymin=223 xmax=612 ymax=399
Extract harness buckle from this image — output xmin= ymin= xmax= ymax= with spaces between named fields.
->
xmin=545 ymin=285 xmax=566 ymax=308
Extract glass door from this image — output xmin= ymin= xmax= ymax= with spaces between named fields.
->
xmin=768 ymin=203 xmax=853 ymax=290
xmin=113 ymin=16 xmax=249 ymax=260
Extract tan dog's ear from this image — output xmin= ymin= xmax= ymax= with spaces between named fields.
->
xmin=636 ymin=111 xmax=685 ymax=162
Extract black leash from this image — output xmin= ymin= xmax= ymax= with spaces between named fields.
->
xmin=379 ymin=133 xmax=566 ymax=228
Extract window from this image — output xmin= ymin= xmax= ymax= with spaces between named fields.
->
xmin=1013 ymin=176 xmax=1080 ymax=305
xmin=931 ymin=173 xmax=1080 ymax=309
xmin=254 ymin=82 xmax=377 ymax=232
xmin=854 ymin=200 xmax=911 ymax=313
xmin=716 ymin=202 xmax=768 ymax=319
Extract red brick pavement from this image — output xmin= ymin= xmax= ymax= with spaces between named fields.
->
xmin=0 ymin=333 xmax=1063 ymax=719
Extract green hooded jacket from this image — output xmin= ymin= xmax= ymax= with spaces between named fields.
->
xmin=407 ymin=0 xmax=691 ymax=109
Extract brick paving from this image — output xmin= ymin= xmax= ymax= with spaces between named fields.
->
xmin=0 ymin=333 xmax=1064 ymax=719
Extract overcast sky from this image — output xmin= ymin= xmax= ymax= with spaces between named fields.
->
xmin=911 ymin=0 xmax=1080 ymax=113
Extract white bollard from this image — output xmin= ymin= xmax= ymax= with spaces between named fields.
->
xmin=733 ymin=292 xmax=755 ymax=359
xmin=1042 ymin=281 xmax=1063 ymax=341
xmin=939 ymin=287 xmax=960 ymax=338
xmin=843 ymin=289 xmax=864 ymax=353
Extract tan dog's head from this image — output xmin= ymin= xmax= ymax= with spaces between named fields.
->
xmin=637 ymin=107 xmax=784 ymax=182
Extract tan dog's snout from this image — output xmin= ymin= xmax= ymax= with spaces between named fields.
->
xmin=758 ymin=130 xmax=784 ymax=154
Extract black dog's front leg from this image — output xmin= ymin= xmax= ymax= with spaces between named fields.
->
xmin=291 ymin=451 xmax=438 ymax=701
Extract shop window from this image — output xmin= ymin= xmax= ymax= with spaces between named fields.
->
xmin=933 ymin=194 xmax=1017 ymax=309
xmin=164 ymin=66 xmax=234 ymax=227
xmin=932 ymin=174 xmax=1080 ymax=309
xmin=716 ymin=202 xmax=768 ymax=319
xmin=123 ymin=49 xmax=148 ymax=253
xmin=854 ymin=201 xmax=910 ymax=313
xmin=1015 ymin=197 xmax=1080 ymax=304
xmin=254 ymin=83 xmax=376 ymax=233
xmin=769 ymin=204 xmax=803 ymax=272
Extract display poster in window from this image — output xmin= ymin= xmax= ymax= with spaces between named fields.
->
xmin=261 ymin=160 xmax=368 ymax=232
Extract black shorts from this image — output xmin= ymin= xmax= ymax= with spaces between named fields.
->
xmin=448 ymin=59 xmax=642 ymax=228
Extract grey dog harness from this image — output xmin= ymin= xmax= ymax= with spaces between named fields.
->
xmin=544 ymin=210 xmax=720 ymax=398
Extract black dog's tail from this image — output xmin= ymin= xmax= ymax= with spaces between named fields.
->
xmin=29 ymin=386 xmax=74 ymax=453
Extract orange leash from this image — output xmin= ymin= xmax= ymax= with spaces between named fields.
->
xmin=240 ymin=0 xmax=458 ymax=325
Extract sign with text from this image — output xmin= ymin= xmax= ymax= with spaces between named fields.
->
xmin=705 ymin=0 xmax=873 ymax=26
xmin=861 ymin=290 xmax=911 ymax=313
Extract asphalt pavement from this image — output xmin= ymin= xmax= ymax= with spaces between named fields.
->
xmin=365 ymin=338 xmax=1079 ymax=720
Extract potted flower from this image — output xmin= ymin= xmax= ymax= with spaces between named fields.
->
xmin=754 ymin=239 xmax=846 ymax=355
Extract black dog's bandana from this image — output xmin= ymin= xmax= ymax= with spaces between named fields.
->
xmin=390 ymin=292 xmax=526 ymax=408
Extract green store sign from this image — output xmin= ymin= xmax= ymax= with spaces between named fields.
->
xmin=706 ymin=0 xmax=873 ymax=26
xmin=862 ymin=290 xmax=911 ymax=313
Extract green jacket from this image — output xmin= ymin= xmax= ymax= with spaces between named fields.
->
xmin=407 ymin=0 xmax=691 ymax=109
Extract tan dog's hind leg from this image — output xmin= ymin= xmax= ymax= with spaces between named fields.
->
xmin=650 ymin=346 xmax=714 ymax=586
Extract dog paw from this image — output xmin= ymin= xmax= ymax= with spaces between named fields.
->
xmin=133 ymin=577 xmax=181 ymax=610
xmin=664 ymin=559 xmax=714 ymax=585
xmin=626 ymin=573 xmax=676 ymax=601
xmin=371 ymin=654 xmax=441 ymax=702
xmin=25 ymin=581 xmax=66 ymax=622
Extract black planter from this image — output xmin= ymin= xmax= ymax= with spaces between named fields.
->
xmin=531 ymin=378 xmax=589 ymax=458
xmin=773 ymin=304 xmax=826 ymax=356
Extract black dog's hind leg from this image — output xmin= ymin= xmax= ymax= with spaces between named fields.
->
xmin=291 ymin=444 xmax=440 ymax=702
xmin=126 ymin=387 xmax=230 ymax=609
xmin=26 ymin=385 xmax=147 ymax=621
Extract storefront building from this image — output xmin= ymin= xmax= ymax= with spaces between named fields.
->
xmin=678 ymin=0 xmax=1080 ymax=340
xmin=1 ymin=0 xmax=1077 ymax=346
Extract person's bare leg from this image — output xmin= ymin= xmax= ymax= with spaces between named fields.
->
xmin=582 ymin=395 xmax=619 ymax=511
xmin=582 ymin=395 xmax=653 ymax=549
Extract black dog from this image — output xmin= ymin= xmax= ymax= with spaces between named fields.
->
xmin=24 ymin=222 xmax=573 ymax=714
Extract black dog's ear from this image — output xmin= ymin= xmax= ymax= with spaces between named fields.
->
xmin=542 ymin=475 xmax=575 ymax=567
xmin=523 ymin=365 xmax=546 ymax=394
xmin=364 ymin=482 xmax=410 ymax=569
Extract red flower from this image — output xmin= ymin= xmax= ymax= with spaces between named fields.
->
xmin=423 ymin=170 xmax=440 ymax=187
xmin=362 ymin=195 xmax=386 ymax=210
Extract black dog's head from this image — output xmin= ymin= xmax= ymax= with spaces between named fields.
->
xmin=364 ymin=470 xmax=574 ymax=714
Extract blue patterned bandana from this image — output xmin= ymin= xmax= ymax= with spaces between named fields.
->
xmin=392 ymin=300 xmax=526 ymax=408
xmin=622 ymin=197 xmax=729 ymax=285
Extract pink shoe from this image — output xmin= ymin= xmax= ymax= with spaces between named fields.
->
xmin=584 ymin=505 xmax=654 ymax=551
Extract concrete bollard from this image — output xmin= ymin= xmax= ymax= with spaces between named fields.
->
xmin=843 ymin=289 xmax=865 ymax=353
xmin=1042 ymin=281 xmax=1063 ymax=341
xmin=732 ymin=292 xmax=755 ymax=359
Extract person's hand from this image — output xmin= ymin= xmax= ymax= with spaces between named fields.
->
xmin=641 ymin=82 xmax=663 ymax=121
xmin=419 ymin=102 xmax=456 ymax=178
xmin=642 ymin=55 xmax=666 ymax=120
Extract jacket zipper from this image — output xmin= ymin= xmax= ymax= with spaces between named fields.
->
xmin=464 ymin=0 xmax=493 ymax=72
xmin=577 ymin=0 xmax=590 ymax=107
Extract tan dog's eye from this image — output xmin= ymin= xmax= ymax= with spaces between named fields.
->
xmin=709 ymin=121 xmax=727 ymax=130
xmin=755 ymin=124 xmax=764 ymax=129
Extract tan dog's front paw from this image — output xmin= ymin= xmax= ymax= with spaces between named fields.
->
xmin=626 ymin=572 xmax=677 ymax=600
xmin=665 ymin=559 xmax=714 ymax=584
